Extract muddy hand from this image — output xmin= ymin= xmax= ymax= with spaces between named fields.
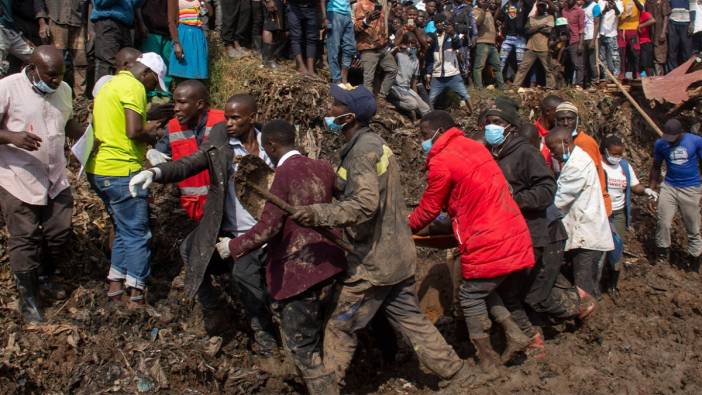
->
xmin=216 ymin=237 xmax=232 ymax=259
xmin=291 ymin=206 xmax=316 ymax=226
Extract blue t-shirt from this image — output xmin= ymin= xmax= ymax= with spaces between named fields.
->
xmin=327 ymin=0 xmax=351 ymax=16
xmin=654 ymin=133 xmax=702 ymax=188
xmin=91 ymin=0 xmax=144 ymax=26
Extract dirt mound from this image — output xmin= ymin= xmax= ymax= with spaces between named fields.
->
xmin=1 ymin=55 xmax=701 ymax=394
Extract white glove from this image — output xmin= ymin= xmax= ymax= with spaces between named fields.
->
xmin=129 ymin=170 xmax=154 ymax=197
xmin=146 ymin=149 xmax=171 ymax=166
xmin=216 ymin=237 xmax=231 ymax=259
xmin=645 ymin=188 xmax=659 ymax=202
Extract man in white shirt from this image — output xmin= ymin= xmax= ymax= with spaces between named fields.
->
xmin=599 ymin=0 xmax=623 ymax=76
xmin=546 ymin=127 xmax=613 ymax=314
xmin=582 ymin=0 xmax=602 ymax=82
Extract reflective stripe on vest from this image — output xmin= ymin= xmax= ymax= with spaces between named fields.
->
xmin=337 ymin=144 xmax=393 ymax=181
xmin=180 ymin=186 xmax=210 ymax=195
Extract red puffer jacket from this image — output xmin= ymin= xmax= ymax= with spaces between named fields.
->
xmin=408 ymin=128 xmax=534 ymax=279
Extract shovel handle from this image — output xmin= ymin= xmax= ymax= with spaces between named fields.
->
xmin=247 ymin=182 xmax=356 ymax=254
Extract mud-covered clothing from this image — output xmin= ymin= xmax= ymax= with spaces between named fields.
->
xmin=324 ymin=278 xmax=463 ymax=381
xmin=228 ymin=153 xmax=347 ymax=301
xmin=272 ymin=280 xmax=336 ymax=383
xmin=152 ymin=123 xmax=239 ymax=297
xmin=408 ymin=128 xmax=535 ymax=280
xmin=575 ymin=131 xmax=613 ymax=216
xmin=304 ymin=128 xmax=416 ymax=287
xmin=495 ymin=135 xmax=557 ymax=249
xmin=524 ymin=242 xmax=581 ymax=318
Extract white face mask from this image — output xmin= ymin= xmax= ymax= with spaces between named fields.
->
xmin=606 ymin=150 xmax=622 ymax=166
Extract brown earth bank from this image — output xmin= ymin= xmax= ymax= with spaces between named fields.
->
xmin=1 ymin=56 xmax=702 ymax=394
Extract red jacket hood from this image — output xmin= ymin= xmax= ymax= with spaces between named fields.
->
xmin=426 ymin=127 xmax=464 ymax=165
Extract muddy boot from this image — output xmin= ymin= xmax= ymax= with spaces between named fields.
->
xmin=253 ymin=329 xmax=278 ymax=357
xmin=438 ymin=360 xmax=474 ymax=389
xmin=303 ymin=371 xmax=339 ymax=395
xmin=497 ymin=315 xmax=531 ymax=364
xmin=15 ymin=271 xmax=45 ymax=323
xmin=689 ymin=254 xmax=701 ymax=273
xmin=38 ymin=275 xmax=67 ymax=300
xmin=525 ymin=332 xmax=546 ymax=360
xmin=607 ymin=270 xmax=621 ymax=301
xmin=655 ymin=247 xmax=669 ymax=266
xmin=471 ymin=336 xmax=500 ymax=374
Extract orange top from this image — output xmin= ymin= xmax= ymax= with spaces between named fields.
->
xmin=575 ymin=131 xmax=613 ymax=216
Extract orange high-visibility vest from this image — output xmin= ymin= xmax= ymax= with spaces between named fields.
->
xmin=167 ymin=109 xmax=225 ymax=221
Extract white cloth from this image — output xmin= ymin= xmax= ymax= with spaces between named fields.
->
xmin=583 ymin=1 xmax=602 ymax=40
xmin=277 ymin=149 xmax=301 ymax=167
xmin=600 ymin=1 xmax=623 ymax=37
xmin=602 ymin=160 xmax=640 ymax=211
xmin=555 ymin=146 xmax=614 ymax=251
xmin=693 ymin=0 xmax=702 ymax=33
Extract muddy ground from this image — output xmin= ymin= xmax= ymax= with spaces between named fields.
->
xmin=2 ymin=57 xmax=702 ymax=394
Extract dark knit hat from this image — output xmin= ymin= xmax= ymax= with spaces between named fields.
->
xmin=484 ymin=96 xmax=521 ymax=126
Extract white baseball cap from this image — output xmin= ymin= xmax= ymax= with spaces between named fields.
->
xmin=136 ymin=52 xmax=168 ymax=92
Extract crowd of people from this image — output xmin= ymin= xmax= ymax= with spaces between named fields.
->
xmin=2 ymin=0 xmax=702 ymax=394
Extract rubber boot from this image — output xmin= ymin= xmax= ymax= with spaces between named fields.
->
xmin=497 ymin=315 xmax=531 ymax=364
xmin=252 ymin=35 xmax=263 ymax=54
xmin=470 ymin=336 xmax=500 ymax=373
xmin=607 ymin=270 xmax=621 ymax=301
xmin=38 ymin=275 xmax=67 ymax=300
xmin=261 ymin=43 xmax=278 ymax=69
xmin=15 ymin=271 xmax=45 ymax=323
xmin=304 ymin=371 xmax=339 ymax=395
xmin=655 ymin=247 xmax=669 ymax=266
xmin=438 ymin=361 xmax=474 ymax=389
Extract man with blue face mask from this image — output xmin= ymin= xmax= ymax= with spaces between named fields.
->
xmin=291 ymin=84 xmax=473 ymax=389
xmin=0 ymin=45 xmax=85 ymax=323
xmin=546 ymin=127 xmax=613 ymax=305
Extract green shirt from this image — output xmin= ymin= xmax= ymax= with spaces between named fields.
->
xmin=86 ymin=71 xmax=147 ymax=176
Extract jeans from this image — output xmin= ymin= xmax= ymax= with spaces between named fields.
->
xmin=326 ymin=11 xmax=356 ymax=82
xmin=360 ymin=48 xmax=398 ymax=98
xmin=93 ymin=19 xmax=133 ymax=84
xmin=599 ymin=36 xmax=620 ymax=77
xmin=88 ymin=174 xmax=152 ymax=290
xmin=428 ymin=74 xmax=469 ymax=107
xmin=499 ymin=34 xmax=526 ymax=73
xmin=567 ymin=43 xmax=585 ymax=85
xmin=668 ymin=21 xmax=693 ymax=70
xmin=287 ymin=3 xmax=318 ymax=58
xmin=656 ymin=183 xmax=702 ymax=256
xmin=473 ymin=43 xmax=504 ymax=88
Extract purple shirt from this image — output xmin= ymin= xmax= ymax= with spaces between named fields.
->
xmin=0 ymin=71 xmax=73 ymax=205
xmin=228 ymin=154 xmax=347 ymax=300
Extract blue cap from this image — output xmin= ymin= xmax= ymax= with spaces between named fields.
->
xmin=330 ymin=83 xmax=377 ymax=123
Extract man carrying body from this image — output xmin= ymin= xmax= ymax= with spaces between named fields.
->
xmin=546 ymin=127 xmax=613 ymax=303
xmin=87 ymin=52 xmax=167 ymax=307
xmin=129 ymin=94 xmax=279 ymax=355
xmin=0 ymin=46 xmax=84 ymax=322
xmin=291 ymin=84 xmax=471 ymax=388
xmin=148 ymin=80 xmax=225 ymax=222
xmin=215 ymin=119 xmax=347 ymax=394
xmin=650 ymin=119 xmax=702 ymax=272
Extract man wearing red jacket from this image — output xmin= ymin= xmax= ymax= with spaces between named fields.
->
xmin=215 ymin=120 xmax=346 ymax=394
xmin=409 ymin=110 xmax=535 ymax=375
xmin=148 ymin=80 xmax=225 ymax=221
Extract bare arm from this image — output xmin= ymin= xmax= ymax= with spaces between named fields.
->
xmin=125 ymin=108 xmax=161 ymax=144
xmin=649 ymin=160 xmax=663 ymax=190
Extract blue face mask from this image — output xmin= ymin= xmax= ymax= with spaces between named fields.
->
xmin=484 ymin=124 xmax=506 ymax=146
xmin=561 ymin=141 xmax=571 ymax=162
xmin=29 ymin=68 xmax=56 ymax=95
xmin=409 ymin=47 xmax=418 ymax=57
xmin=421 ymin=128 xmax=440 ymax=154
xmin=324 ymin=113 xmax=353 ymax=134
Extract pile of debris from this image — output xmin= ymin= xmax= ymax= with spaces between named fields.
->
xmin=1 ymin=55 xmax=701 ymax=394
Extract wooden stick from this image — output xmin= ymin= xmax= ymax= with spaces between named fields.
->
xmin=246 ymin=182 xmax=356 ymax=254
xmin=598 ymin=59 xmax=663 ymax=136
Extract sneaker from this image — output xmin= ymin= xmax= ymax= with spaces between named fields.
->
xmin=576 ymin=287 xmax=597 ymax=320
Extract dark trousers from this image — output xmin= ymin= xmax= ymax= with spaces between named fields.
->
xmin=567 ymin=43 xmax=585 ymax=85
xmin=231 ymin=247 xmax=276 ymax=338
xmin=693 ymin=31 xmax=702 ymax=53
xmin=524 ymin=243 xmax=580 ymax=319
xmin=459 ymin=275 xmax=518 ymax=338
xmin=668 ymin=21 xmax=693 ymax=70
xmin=272 ymin=281 xmax=334 ymax=379
xmin=221 ymin=0 xmax=252 ymax=44
xmin=566 ymin=248 xmax=603 ymax=297
xmin=286 ymin=3 xmax=318 ymax=58
xmin=0 ymin=187 xmax=73 ymax=274
xmin=94 ymin=19 xmax=132 ymax=83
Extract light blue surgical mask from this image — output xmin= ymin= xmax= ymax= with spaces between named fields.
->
xmin=571 ymin=116 xmax=579 ymax=137
xmin=561 ymin=141 xmax=571 ymax=162
xmin=422 ymin=128 xmax=440 ymax=154
xmin=409 ymin=47 xmax=418 ymax=57
xmin=484 ymin=124 xmax=506 ymax=146
xmin=324 ymin=113 xmax=353 ymax=134
xmin=28 ymin=68 xmax=57 ymax=95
